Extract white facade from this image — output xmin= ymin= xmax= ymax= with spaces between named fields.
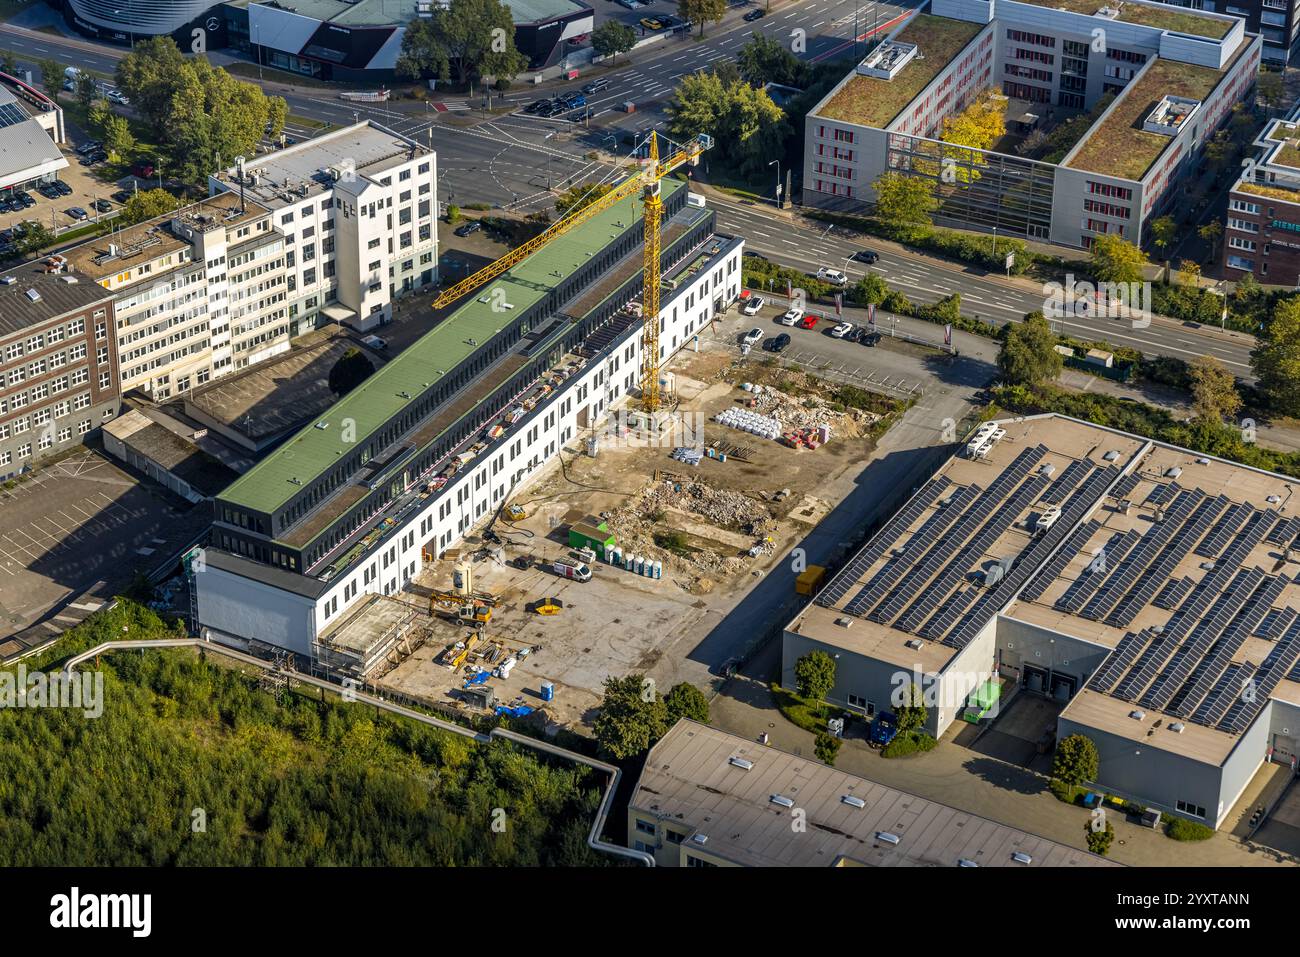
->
xmin=197 ymin=231 xmax=744 ymax=656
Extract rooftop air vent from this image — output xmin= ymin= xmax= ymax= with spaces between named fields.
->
xmin=0 ymin=276 xmax=14 ymax=285
xmin=1200 ymin=561 xmax=1216 ymax=571
xmin=958 ymin=859 xmax=980 ymax=867
xmin=835 ymin=617 xmax=853 ymax=628
xmin=876 ymin=831 xmax=901 ymax=845
xmin=1165 ymin=467 xmax=1182 ymax=478
xmin=1169 ymin=722 xmax=1186 ymax=733
xmin=1196 ymin=458 xmax=1210 ymax=465
xmin=24 ymin=288 xmax=41 ymax=302
xmin=770 ymin=794 xmax=795 ymax=808
xmin=691 ymin=833 xmax=708 ymax=845
xmin=1268 ymin=495 xmax=1282 ymax=504
xmin=1103 ymin=450 xmax=1120 ymax=462
xmin=729 ymin=756 xmax=754 ymax=771
xmin=1129 ymin=709 xmax=1146 ymax=721
xmin=1012 ymin=851 xmax=1033 ymax=864
xmin=1039 ymin=464 xmax=1056 ymax=478
xmin=905 ymin=638 xmax=925 ymax=650
xmin=841 ymin=794 xmax=866 ymax=809
xmin=315 ymin=421 xmax=329 ymax=430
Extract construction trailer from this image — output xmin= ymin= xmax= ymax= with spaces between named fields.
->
xmin=795 ymin=565 xmax=827 ymax=596
xmin=568 ymin=516 xmax=616 ymax=558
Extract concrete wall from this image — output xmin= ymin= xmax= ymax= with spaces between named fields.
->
xmin=195 ymin=563 xmax=318 ymax=657
xmin=996 ymin=615 xmax=1112 ymax=696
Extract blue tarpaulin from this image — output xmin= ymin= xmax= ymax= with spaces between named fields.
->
xmin=464 ymin=670 xmax=491 ymax=687
xmin=494 ymin=705 xmax=535 ymax=718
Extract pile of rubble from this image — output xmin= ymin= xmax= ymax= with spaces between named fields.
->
xmin=738 ymin=382 xmax=880 ymax=439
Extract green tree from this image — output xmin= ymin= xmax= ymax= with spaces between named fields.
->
xmin=666 ymin=71 xmax=789 ymax=180
xmin=997 ymin=311 xmax=1062 ymax=387
xmin=100 ymin=114 xmax=135 ymax=161
xmin=1086 ymin=819 xmax=1115 ymax=856
xmin=871 ymin=171 xmax=937 ymax=232
xmin=328 ymin=347 xmax=376 ymax=396
xmin=849 ymin=272 xmax=888 ymax=306
xmin=1258 ymin=69 xmax=1285 ymax=111
xmin=1051 ymin=733 xmax=1099 ymax=786
xmin=119 ymin=188 xmax=181 ymax=226
xmin=592 ymin=674 xmax=668 ymax=759
xmin=396 ymin=0 xmax=528 ymax=90
xmin=793 ymin=650 xmax=836 ymax=702
xmin=591 ymin=21 xmax=636 ymax=64
xmin=664 ymin=682 xmax=710 ymax=725
xmin=1253 ymin=296 xmax=1300 ymax=416
xmin=37 ymin=58 xmax=63 ymax=97
xmin=1150 ymin=215 xmax=1177 ymax=260
xmin=680 ymin=0 xmax=727 ymax=36
xmin=1188 ymin=355 xmax=1241 ymax=424
xmin=736 ymin=31 xmax=809 ymax=88
xmin=1198 ymin=219 xmax=1223 ymax=262
xmin=1089 ymin=233 xmax=1147 ymax=286
xmin=555 ymin=182 xmax=614 ymax=216
xmin=115 ymin=36 xmax=189 ymax=125
xmin=14 ymin=222 xmax=53 ymax=255
xmin=894 ymin=681 xmax=928 ymax=735
xmin=75 ymin=71 xmax=98 ymax=110
xmin=446 ymin=203 xmax=462 ymax=225
xmin=0 ymin=50 xmax=16 ymax=75
xmin=814 ymin=732 xmax=842 ymax=766
xmin=1204 ymin=130 xmax=1235 ymax=180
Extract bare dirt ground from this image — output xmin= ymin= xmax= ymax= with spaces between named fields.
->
xmin=377 ymin=335 xmax=902 ymax=733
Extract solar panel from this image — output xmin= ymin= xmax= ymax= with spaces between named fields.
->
xmin=0 ymin=101 xmax=27 ymax=130
xmin=1217 ymin=620 xmax=1300 ymax=734
xmin=1111 ymin=632 xmax=1180 ymax=702
xmin=1088 ymin=631 xmax=1154 ymax=694
xmin=1139 ymin=567 xmax=1264 ymax=712
xmin=1161 ymin=509 xmax=1277 ymax=643
xmin=1039 ymin=460 xmax=1091 ymax=505
xmin=918 ymin=587 xmax=977 ymax=640
xmin=1256 ymin=608 xmax=1289 ymax=640
xmin=1170 ymin=576 xmax=1290 ymax=719
xmin=1195 ymin=503 xmax=1248 ymax=559
xmin=1145 ymin=482 xmax=1176 ymax=506
xmin=1019 ymin=519 xmax=1101 ymax=603
xmin=817 ymin=477 xmax=951 ymax=608
xmin=1266 ymin=514 xmax=1300 ymax=547
xmin=1055 ymin=530 xmax=1138 ymax=613
xmin=1152 ymin=577 xmax=1194 ymax=610
xmin=1111 ymin=472 xmax=1140 ymax=501
xmin=1193 ymin=662 xmax=1256 ymax=727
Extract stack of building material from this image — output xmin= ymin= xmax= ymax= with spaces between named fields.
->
xmin=670 ymin=447 xmax=703 ymax=466
xmin=715 ymin=407 xmax=781 ymax=440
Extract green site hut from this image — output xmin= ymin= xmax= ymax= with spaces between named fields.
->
xmin=568 ymin=515 xmax=616 ymax=558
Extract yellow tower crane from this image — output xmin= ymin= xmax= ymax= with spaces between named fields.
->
xmin=432 ymin=132 xmax=713 ymax=413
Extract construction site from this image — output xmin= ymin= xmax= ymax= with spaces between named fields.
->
xmin=375 ymin=329 xmax=907 ymax=732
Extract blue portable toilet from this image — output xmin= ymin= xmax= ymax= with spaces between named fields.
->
xmin=541 ymin=681 xmax=555 ymax=702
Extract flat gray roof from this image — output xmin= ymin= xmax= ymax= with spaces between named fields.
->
xmin=633 ymin=721 xmax=1118 ymax=867
xmin=0 ymin=260 xmax=113 ymax=339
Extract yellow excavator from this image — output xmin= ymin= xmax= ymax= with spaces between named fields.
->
xmin=432 ymin=132 xmax=713 ymax=414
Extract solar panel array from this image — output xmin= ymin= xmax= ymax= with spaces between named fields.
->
xmin=1039 ymin=459 xmax=1090 ymax=505
xmin=1195 ymin=503 xmax=1248 ymax=559
xmin=1054 ymin=529 xmax=1139 ymax=613
xmin=1192 ymin=662 xmax=1256 ymax=728
xmin=1111 ymin=472 xmax=1140 ymax=502
xmin=1152 ymin=576 xmax=1194 ymax=610
xmin=1088 ymin=630 xmax=1155 ymax=694
xmin=1018 ymin=518 xmax=1102 ymax=603
xmin=816 ymin=477 xmax=951 ymax=608
xmin=1217 ymin=618 xmax=1300 ymax=734
xmin=0 ymin=101 xmax=27 ymax=130
xmin=943 ymin=465 xmax=1121 ymax=649
xmin=1078 ymin=488 xmax=1202 ymax=622
xmin=1266 ymin=514 xmax=1300 ymax=547
xmin=1145 ymin=482 xmax=1175 ymax=506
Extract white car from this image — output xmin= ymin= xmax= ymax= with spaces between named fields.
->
xmin=107 ymin=90 xmax=130 ymax=106
xmin=741 ymin=295 xmax=764 ymax=316
xmin=742 ymin=327 xmax=764 ymax=346
xmin=817 ymin=267 xmax=848 ymax=286
xmin=830 ymin=322 xmax=854 ymax=339
xmin=779 ymin=307 xmax=802 ymax=326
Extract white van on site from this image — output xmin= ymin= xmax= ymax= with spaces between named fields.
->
xmin=817 ymin=267 xmax=848 ymax=286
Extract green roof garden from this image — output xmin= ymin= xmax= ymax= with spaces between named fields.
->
xmin=220 ymin=179 xmax=682 ymax=517
xmin=1013 ymin=0 xmax=1234 ymax=40
xmin=817 ymin=15 xmax=985 ymax=130
xmin=1064 ymin=54 xmax=1234 ymax=180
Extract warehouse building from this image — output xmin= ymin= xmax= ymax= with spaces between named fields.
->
xmin=195 ymin=180 xmax=744 ymax=662
xmin=629 ymin=720 xmax=1118 ymax=866
xmin=802 ymin=0 xmax=1260 ymax=250
xmin=0 ymin=257 xmax=120 ymax=478
xmin=785 ymin=414 xmax=1300 ymax=830
xmin=0 ymin=83 xmax=67 ymax=194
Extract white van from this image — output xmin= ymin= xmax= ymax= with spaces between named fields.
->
xmin=817 ymin=267 xmax=848 ymax=286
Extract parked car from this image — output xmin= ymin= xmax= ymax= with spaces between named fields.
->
xmin=112 ymin=189 xmax=133 ymax=203
xmin=768 ymin=333 xmax=791 ymax=353
xmin=640 ymin=15 xmax=664 ymax=29
xmin=93 ymin=199 xmax=113 ymax=213
xmin=741 ymin=295 xmax=764 ymax=316
xmin=830 ymin=321 xmax=853 ymax=338
xmin=581 ymin=78 xmax=609 ymax=95
xmin=131 ymin=161 xmax=155 ymax=178
xmin=851 ymin=249 xmax=880 ymax=264
xmin=567 ymin=93 xmax=587 ymax=109
xmin=454 ymin=220 xmax=482 ymax=237
xmin=798 ymin=314 xmax=819 ymax=330
xmin=524 ymin=98 xmax=549 ymax=114
xmin=15 ymin=191 xmax=34 ymax=208
xmin=742 ymin=327 xmax=763 ymax=347
xmin=743 ymin=7 xmax=766 ymax=20
xmin=54 ymin=181 xmax=72 ymax=196
xmin=615 ymin=0 xmax=646 ymax=9
xmin=66 ymin=206 xmax=88 ymax=221
xmin=861 ymin=331 xmax=882 ymax=347
xmin=779 ymin=307 xmax=802 ymax=326
xmin=817 ymin=266 xmax=848 ymax=285
xmin=75 ymin=140 xmax=102 ymax=156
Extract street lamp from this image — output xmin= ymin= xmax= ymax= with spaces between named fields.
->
xmin=769 ymin=159 xmax=781 ymax=210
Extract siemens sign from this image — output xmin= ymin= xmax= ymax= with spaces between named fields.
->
xmin=1272 ymin=219 xmax=1300 ymax=232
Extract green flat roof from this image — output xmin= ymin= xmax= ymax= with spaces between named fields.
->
xmin=817 ymin=15 xmax=985 ymax=130
xmin=1064 ymin=50 xmax=1240 ymax=180
xmin=221 ymin=180 xmax=681 ymax=516
xmin=1014 ymin=0 xmax=1234 ymax=39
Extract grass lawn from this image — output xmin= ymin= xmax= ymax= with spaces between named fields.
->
xmin=773 ymin=684 xmax=832 ymax=734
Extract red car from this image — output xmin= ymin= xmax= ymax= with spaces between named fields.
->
xmin=798 ymin=314 xmax=818 ymax=329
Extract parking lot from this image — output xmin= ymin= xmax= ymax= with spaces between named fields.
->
xmin=0 ymin=450 xmax=209 ymax=645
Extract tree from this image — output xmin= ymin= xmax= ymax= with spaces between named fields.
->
xmin=894 ymin=681 xmax=928 ymax=735
xmin=1204 ymin=130 xmax=1235 ymax=180
xmin=592 ymin=674 xmax=668 ymax=759
xmin=793 ymin=650 xmax=835 ymax=702
xmin=119 ymin=188 xmax=182 ymax=226
xmin=1198 ymin=219 xmax=1222 ymax=262
xmin=1258 ymin=69 xmax=1285 ymax=112
xmin=100 ymin=114 xmax=135 ymax=161
xmin=736 ymin=32 xmax=809 ymax=88
xmin=1051 ymin=733 xmax=1099 ymax=786
xmin=997 ymin=311 xmax=1062 ymax=387
xmin=328 ymin=348 xmax=376 ymax=396
xmin=75 ymin=71 xmax=98 ymax=110
xmin=555 ymin=182 xmax=614 ymax=216
xmin=1252 ymin=296 xmax=1300 ymax=416
xmin=0 ymin=50 xmax=16 ymax=75
xmin=591 ymin=21 xmax=635 ymax=64
xmin=116 ymin=37 xmax=188 ymax=125
xmin=396 ymin=0 xmax=528 ymax=90
xmin=14 ymin=222 xmax=53 ymax=256
xmin=680 ymin=0 xmax=727 ymax=36
xmin=1089 ymin=233 xmax=1147 ymax=286
xmin=446 ymin=203 xmax=462 ymax=225
xmin=1178 ymin=259 xmax=1202 ymax=289
xmin=814 ymin=732 xmax=841 ymax=766
xmin=1150 ymin=216 xmax=1177 ymax=260
xmin=871 ymin=171 xmax=936 ymax=232
xmin=849 ymin=272 xmax=888 ymax=306
xmin=1188 ymin=355 xmax=1241 ymax=424
xmin=37 ymin=58 xmax=63 ymax=97
xmin=664 ymin=682 xmax=709 ymax=725
xmin=1086 ymin=819 xmax=1115 ymax=856
xmin=666 ymin=71 xmax=789 ymax=180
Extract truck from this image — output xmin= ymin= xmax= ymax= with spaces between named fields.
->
xmin=551 ymin=558 xmax=592 ymax=582
xmin=868 ymin=711 xmax=898 ymax=749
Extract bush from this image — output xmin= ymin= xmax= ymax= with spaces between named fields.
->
xmin=881 ymin=731 xmax=936 ymax=758
xmin=772 ymin=685 xmax=832 ymax=735
xmin=446 ymin=204 xmax=461 ymax=225
xmin=1049 ymin=778 xmax=1086 ymax=805
xmin=1166 ymin=817 xmax=1214 ymax=842
xmin=1086 ymin=820 xmax=1116 ymax=856
xmin=814 ymin=732 xmax=842 ymax=766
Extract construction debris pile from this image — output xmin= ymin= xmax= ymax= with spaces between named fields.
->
xmin=737 ymin=381 xmax=881 ymax=439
